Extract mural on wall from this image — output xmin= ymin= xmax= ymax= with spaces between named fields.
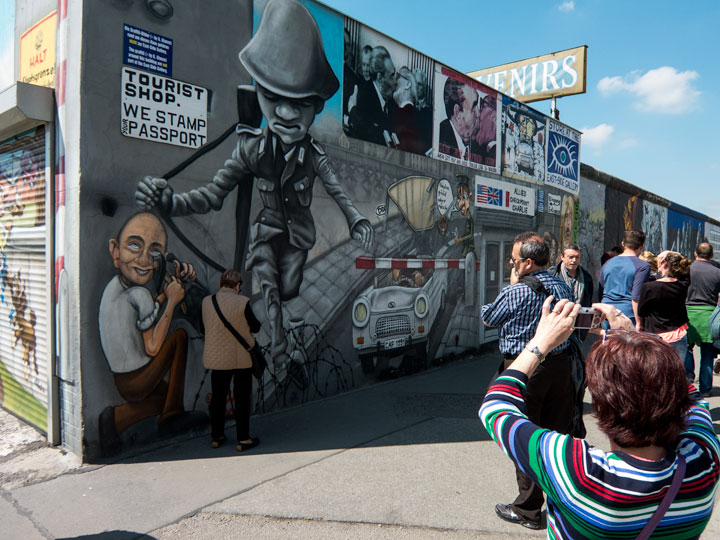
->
xmin=133 ymin=0 xmax=374 ymax=377
xmin=432 ymin=67 xmax=500 ymax=172
xmin=93 ymin=0 xmax=578 ymax=456
xmin=667 ymin=208 xmax=704 ymax=258
xmin=97 ymin=212 xmax=199 ymax=454
xmin=342 ymin=20 xmax=434 ymax=155
xmin=254 ymin=0 xmax=345 ymax=143
xmin=577 ymin=178 xmax=606 ymax=281
xmin=501 ymin=95 xmax=546 ymax=184
xmin=603 ymin=186 xmax=642 ymax=249
xmin=0 ymin=127 xmax=47 ymax=429
xmin=705 ymin=223 xmax=720 ymax=262
xmin=641 ymin=201 xmax=667 ymax=255
xmin=559 ymin=194 xmax=579 ymax=259
xmin=351 ymin=173 xmax=477 ymax=375
xmin=454 ymin=176 xmax=475 ymax=256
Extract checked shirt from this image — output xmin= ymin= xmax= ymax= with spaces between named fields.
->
xmin=481 ymin=270 xmax=574 ymax=356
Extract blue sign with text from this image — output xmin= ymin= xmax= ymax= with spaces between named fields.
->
xmin=123 ymin=24 xmax=173 ymax=76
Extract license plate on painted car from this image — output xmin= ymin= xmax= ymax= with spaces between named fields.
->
xmin=383 ymin=337 xmax=406 ymax=350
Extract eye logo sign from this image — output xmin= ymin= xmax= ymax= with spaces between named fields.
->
xmin=548 ymin=132 xmax=578 ymax=178
xmin=545 ymin=120 xmax=581 ymax=194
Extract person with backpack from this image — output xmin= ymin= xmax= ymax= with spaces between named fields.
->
xmin=685 ymin=242 xmax=720 ymax=397
xmin=481 ymin=232 xmax=574 ymax=530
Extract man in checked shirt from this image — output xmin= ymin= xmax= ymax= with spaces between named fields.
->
xmin=481 ymin=231 xmax=575 ymax=531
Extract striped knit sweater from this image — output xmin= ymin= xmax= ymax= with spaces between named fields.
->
xmin=480 ymin=369 xmax=720 ymax=539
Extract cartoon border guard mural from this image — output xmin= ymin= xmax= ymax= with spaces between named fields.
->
xmin=135 ymin=0 xmax=373 ymax=372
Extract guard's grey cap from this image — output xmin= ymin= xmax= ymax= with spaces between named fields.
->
xmin=239 ymin=0 xmax=339 ymax=100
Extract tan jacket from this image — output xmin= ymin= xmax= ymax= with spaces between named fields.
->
xmin=201 ymin=288 xmax=255 ymax=370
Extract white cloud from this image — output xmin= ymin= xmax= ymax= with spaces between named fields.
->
xmin=557 ymin=1 xmax=575 ymax=12
xmin=597 ymin=66 xmax=700 ymax=114
xmin=580 ymin=123 xmax=614 ymax=149
xmin=618 ymin=137 xmax=639 ymax=150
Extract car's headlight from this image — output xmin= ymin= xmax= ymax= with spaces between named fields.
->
xmin=353 ymin=298 xmax=370 ymax=327
xmin=415 ymin=294 xmax=428 ymax=318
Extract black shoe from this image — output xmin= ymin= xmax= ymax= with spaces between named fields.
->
xmin=210 ymin=436 xmax=226 ymax=448
xmin=494 ymin=503 xmax=542 ymax=530
xmin=236 ymin=437 xmax=260 ymax=452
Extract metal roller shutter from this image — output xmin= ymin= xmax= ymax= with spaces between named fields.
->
xmin=0 ymin=126 xmax=50 ymax=431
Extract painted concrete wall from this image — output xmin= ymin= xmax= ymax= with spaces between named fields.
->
xmin=78 ymin=0 xmax=252 ymax=458
xmin=55 ymin=0 xmax=85 ymax=454
xmin=68 ymin=0 xmax=719 ymax=459
xmin=74 ymin=0 xmax=585 ymax=459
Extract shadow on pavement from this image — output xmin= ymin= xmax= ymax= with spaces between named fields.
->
xmin=58 ymin=532 xmax=156 ymax=539
xmin=91 ymin=352 xmax=501 ymax=465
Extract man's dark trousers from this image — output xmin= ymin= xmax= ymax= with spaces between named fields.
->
xmin=502 ymin=349 xmax=574 ymax=524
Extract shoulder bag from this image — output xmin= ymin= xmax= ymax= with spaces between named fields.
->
xmin=211 ymin=294 xmax=267 ymax=380
xmin=636 ymin=454 xmax=686 ymax=540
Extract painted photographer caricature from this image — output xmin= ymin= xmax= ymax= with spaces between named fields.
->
xmin=135 ymin=0 xmax=373 ymax=370
xmin=98 ymin=212 xmax=197 ymax=454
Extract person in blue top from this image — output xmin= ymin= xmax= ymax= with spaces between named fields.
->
xmin=600 ymin=230 xmax=651 ymax=330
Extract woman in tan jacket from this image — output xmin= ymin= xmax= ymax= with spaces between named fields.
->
xmin=202 ymin=269 xmax=262 ymax=451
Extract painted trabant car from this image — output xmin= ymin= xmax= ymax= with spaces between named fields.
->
xmin=351 ymin=262 xmax=447 ymax=373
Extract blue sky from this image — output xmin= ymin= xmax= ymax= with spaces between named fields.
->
xmin=321 ymin=0 xmax=720 ymax=219
xmin=0 ymin=0 xmax=14 ymax=91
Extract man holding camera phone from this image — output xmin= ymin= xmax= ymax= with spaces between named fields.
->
xmin=481 ymin=232 xmax=574 ymax=530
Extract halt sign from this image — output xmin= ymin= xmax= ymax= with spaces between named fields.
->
xmin=120 ymin=66 xmax=208 ymax=148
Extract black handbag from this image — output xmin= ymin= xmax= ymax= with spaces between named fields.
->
xmin=211 ymin=295 xmax=267 ymax=379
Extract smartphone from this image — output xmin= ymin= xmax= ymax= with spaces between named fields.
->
xmin=574 ymin=307 xmax=603 ymax=329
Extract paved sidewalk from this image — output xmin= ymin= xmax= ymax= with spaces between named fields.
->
xmin=1 ymin=349 xmax=719 ymax=539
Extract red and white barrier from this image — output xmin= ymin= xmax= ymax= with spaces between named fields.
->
xmin=356 ymin=256 xmax=480 ymax=270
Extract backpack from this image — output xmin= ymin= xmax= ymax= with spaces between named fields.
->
xmin=709 ymin=302 xmax=720 ymax=345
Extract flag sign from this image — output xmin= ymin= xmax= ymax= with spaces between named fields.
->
xmin=475 ymin=176 xmax=535 ymax=216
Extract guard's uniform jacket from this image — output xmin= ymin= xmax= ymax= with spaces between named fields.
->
xmin=459 ymin=212 xmax=475 ymax=257
xmin=167 ymin=124 xmax=365 ymax=248
xmin=165 ymin=124 xmax=368 ymax=357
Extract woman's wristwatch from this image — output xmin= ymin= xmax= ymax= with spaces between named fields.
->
xmin=524 ymin=343 xmax=545 ymax=363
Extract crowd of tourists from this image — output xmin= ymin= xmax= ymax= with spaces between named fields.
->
xmin=480 ymin=230 xmax=719 ymax=538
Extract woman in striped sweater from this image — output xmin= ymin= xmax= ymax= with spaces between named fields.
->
xmin=480 ymin=298 xmax=719 ymax=539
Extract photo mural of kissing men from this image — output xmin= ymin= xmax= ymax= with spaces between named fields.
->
xmin=343 ymin=21 xmax=434 ymax=156
xmin=432 ymin=67 xmax=500 ymax=172
xmin=134 ymin=0 xmax=373 ymax=372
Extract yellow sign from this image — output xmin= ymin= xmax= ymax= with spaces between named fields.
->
xmin=19 ymin=11 xmax=58 ymax=88
xmin=467 ymin=45 xmax=587 ymax=104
